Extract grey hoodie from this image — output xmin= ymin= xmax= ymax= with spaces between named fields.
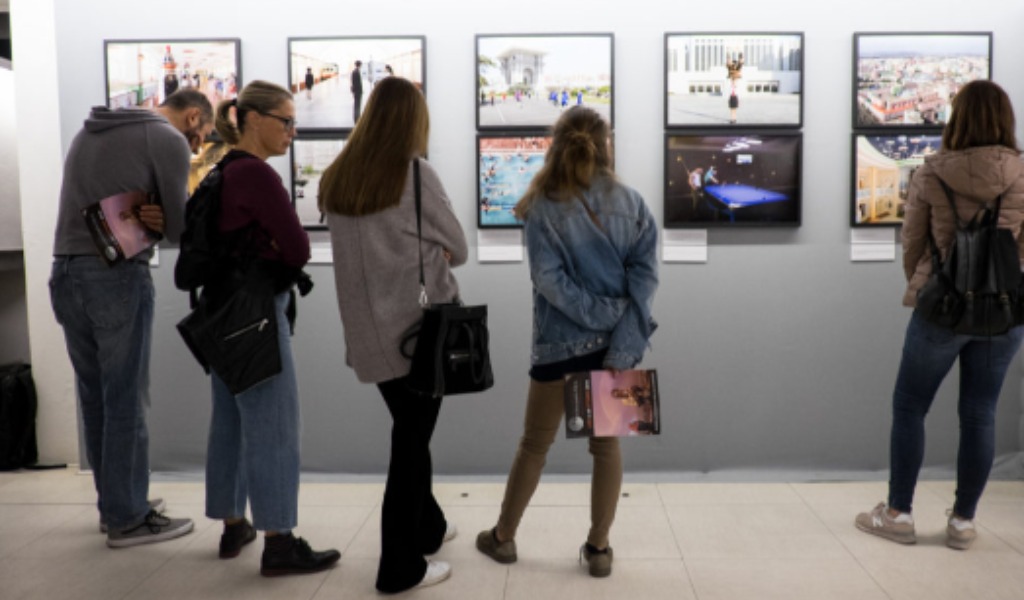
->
xmin=53 ymin=106 xmax=191 ymax=258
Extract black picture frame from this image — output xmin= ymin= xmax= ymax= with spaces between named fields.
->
xmin=850 ymin=129 xmax=941 ymax=227
xmin=852 ymin=32 xmax=992 ymax=130
xmin=476 ymin=33 xmax=614 ymax=131
xmin=477 ymin=132 xmax=553 ymax=229
xmin=290 ymin=134 xmax=348 ymax=230
xmin=288 ymin=35 xmax=426 ymax=133
xmin=664 ymin=32 xmax=804 ymax=130
xmin=104 ymin=38 xmax=241 ymax=110
xmin=664 ymin=131 xmax=802 ymax=228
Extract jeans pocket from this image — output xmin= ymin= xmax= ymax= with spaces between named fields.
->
xmin=79 ymin=271 xmax=143 ymax=330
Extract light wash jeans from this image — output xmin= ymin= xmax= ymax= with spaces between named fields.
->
xmin=889 ymin=311 xmax=1024 ymax=519
xmin=205 ymin=292 xmax=300 ymax=532
xmin=50 ymin=256 xmax=154 ymax=529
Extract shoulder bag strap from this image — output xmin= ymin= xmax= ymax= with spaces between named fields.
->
xmin=413 ymin=159 xmax=428 ymax=307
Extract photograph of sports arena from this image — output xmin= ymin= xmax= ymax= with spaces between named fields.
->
xmin=664 ymin=133 xmax=802 ymax=227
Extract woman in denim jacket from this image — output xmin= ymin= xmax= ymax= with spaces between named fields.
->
xmin=476 ymin=107 xmax=658 ymax=577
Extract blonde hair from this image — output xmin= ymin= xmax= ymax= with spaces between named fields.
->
xmin=214 ymin=80 xmax=293 ymax=145
xmin=943 ymin=80 xmax=1019 ymax=153
xmin=514 ymin=106 xmax=614 ymax=219
xmin=318 ymin=77 xmax=429 ymax=216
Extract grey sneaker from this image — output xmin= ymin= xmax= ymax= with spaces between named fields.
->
xmin=946 ymin=510 xmax=977 ymax=550
xmin=580 ymin=543 xmax=613 ymax=577
xmin=475 ymin=528 xmax=517 ymax=564
xmin=106 ymin=510 xmax=194 ymax=548
xmin=855 ymin=502 xmax=916 ymax=544
xmin=99 ymin=498 xmax=167 ymax=533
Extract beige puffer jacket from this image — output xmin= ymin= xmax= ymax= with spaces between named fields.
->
xmin=901 ymin=146 xmax=1024 ymax=307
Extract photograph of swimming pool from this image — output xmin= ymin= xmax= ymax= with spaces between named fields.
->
xmin=477 ymin=134 xmax=552 ymax=228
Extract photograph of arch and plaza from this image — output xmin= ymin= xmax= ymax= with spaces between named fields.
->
xmin=104 ymin=39 xmax=239 ymax=110
xmin=477 ymin=134 xmax=552 ymax=228
xmin=854 ymin=32 xmax=991 ymax=129
xmin=290 ymin=136 xmax=347 ymax=229
xmin=476 ymin=34 xmax=613 ymax=130
xmin=289 ymin=36 xmax=425 ymax=131
xmin=664 ymin=133 xmax=802 ymax=227
xmin=665 ymin=33 xmax=803 ymax=128
xmin=852 ymin=132 xmax=941 ymax=226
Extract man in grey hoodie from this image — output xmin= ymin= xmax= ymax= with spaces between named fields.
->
xmin=49 ymin=89 xmax=213 ymax=548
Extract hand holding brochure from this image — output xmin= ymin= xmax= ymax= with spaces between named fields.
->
xmin=81 ymin=191 xmax=161 ymax=265
xmin=563 ymin=369 xmax=660 ymax=438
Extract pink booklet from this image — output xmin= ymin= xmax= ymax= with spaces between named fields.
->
xmin=563 ymin=369 xmax=660 ymax=438
xmin=81 ymin=191 xmax=161 ymax=265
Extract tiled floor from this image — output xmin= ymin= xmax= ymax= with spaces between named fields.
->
xmin=1 ymin=470 xmax=1023 ymax=599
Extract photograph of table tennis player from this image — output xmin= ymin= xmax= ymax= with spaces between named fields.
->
xmin=664 ymin=133 xmax=801 ymax=227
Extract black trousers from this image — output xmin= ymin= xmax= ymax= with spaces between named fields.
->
xmin=375 ymin=377 xmax=447 ymax=593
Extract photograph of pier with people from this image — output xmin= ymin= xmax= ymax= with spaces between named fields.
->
xmin=852 ymin=132 xmax=940 ymax=226
xmin=665 ymin=133 xmax=801 ymax=227
xmin=289 ymin=37 xmax=424 ymax=130
xmin=105 ymin=39 xmax=239 ymax=110
xmin=477 ymin=34 xmax=612 ymax=130
xmin=478 ymin=135 xmax=552 ymax=228
xmin=665 ymin=33 xmax=803 ymax=128
xmin=854 ymin=33 xmax=991 ymax=128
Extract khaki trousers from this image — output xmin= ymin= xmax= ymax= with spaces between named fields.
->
xmin=496 ymin=378 xmax=622 ymax=548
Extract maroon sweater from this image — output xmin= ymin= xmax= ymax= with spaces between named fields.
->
xmin=219 ymin=152 xmax=310 ymax=268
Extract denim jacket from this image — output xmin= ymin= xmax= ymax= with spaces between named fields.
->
xmin=524 ymin=176 xmax=659 ymax=370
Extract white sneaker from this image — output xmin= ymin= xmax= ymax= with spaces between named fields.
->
xmin=414 ymin=560 xmax=451 ymax=589
xmin=443 ymin=522 xmax=458 ymax=543
xmin=946 ymin=510 xmax=977 ymax=550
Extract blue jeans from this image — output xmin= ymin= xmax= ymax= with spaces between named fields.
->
xmin=889 ymin=311 xmax=1024 ymax=519
xmin=49 ymin=256 xmax=154 ymax=529
xmin=205 ymin=292 xmax=300 ymax=532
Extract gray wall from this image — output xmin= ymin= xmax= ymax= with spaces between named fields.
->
xmin=48 ymin=0 xmax=1024 ymax=477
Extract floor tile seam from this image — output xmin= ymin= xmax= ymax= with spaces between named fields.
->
xmin=660 ymin=498 xmax=701 ymax=600
xmin=342 ymin=501 xmax=381 ymax=555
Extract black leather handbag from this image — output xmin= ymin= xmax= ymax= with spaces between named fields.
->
xmin=401 ymin=160 xmax=494 ymax=398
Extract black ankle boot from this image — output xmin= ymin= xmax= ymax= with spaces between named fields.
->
xmin=219 ymin=519 xmax=257 ymax=559
xmin=260 ymin=533 xmax=341 ymax=577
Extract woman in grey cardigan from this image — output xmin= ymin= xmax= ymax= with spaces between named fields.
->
xmin=318 ymin=77 xmax=466 ymax=594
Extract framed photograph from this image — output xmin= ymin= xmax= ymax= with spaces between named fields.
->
xmin=290 ymin=135 xmax=347 ymax=229
xmin=665 ymin=33 xmax=803 ymax=129
xmin=851 ymin=131 xmax=941 ymax=226
xmin=289 ymin=36 xmax=425 ymax=132
xmin=104 ymin=39 xmax=240 ymax=109
xmin=477 ymin=134 xmax=551 ymax=228
xmin=664 ymin=132 xmax=802 ymax=228
xmin=853 ymin=32 xmax=992 ymax=129
xmin=476 ymin=33 xmax=613 ymax=131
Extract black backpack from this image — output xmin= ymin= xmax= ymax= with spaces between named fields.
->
xmin=174 ymin=151 xmax=247 ymax=304
xmin=915 ymin=180 xmax=1022 ymax=336
xmin=0 ymin=363 xmax=39 ymax=471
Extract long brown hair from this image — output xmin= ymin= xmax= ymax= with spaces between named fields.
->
xmin=319 ymin=77 xmax=429 ymax=216
xmin=943 ymin=80 xmax=1019 ymax=153
xmin=514 ymin=106 xmax=614 ymax=220
xmin=214 ymin=80 xmax=293 ymax=145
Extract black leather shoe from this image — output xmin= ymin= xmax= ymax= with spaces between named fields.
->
xmin=219 ymin=519 xmax=257 ymax=559
xmin=260 ymin=533 xmax=341 ymax=577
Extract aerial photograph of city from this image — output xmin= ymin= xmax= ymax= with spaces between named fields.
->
xmin=854 ymin=33 xmax=991 ymax=128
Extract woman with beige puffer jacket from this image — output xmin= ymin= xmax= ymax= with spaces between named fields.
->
xmin=856 ymin=80 xmax=1024 ymax=552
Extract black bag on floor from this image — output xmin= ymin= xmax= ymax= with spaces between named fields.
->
xmin=0 ymin=363 xmax=39 ymax=471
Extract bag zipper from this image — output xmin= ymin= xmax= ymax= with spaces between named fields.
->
xmin=223 ymin=318 xmax=269 ymax=341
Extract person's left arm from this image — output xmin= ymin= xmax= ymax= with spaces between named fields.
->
xmin=236 ymin=163 xmax=311 ymax=268
xmin=149 ymin=126 xmax=192 ymax=243
xmin=604 ymin=197 xmax=660 ymax=370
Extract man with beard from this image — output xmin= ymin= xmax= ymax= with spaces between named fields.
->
xmin=50 ymin=89 xmax=213 ymax=548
